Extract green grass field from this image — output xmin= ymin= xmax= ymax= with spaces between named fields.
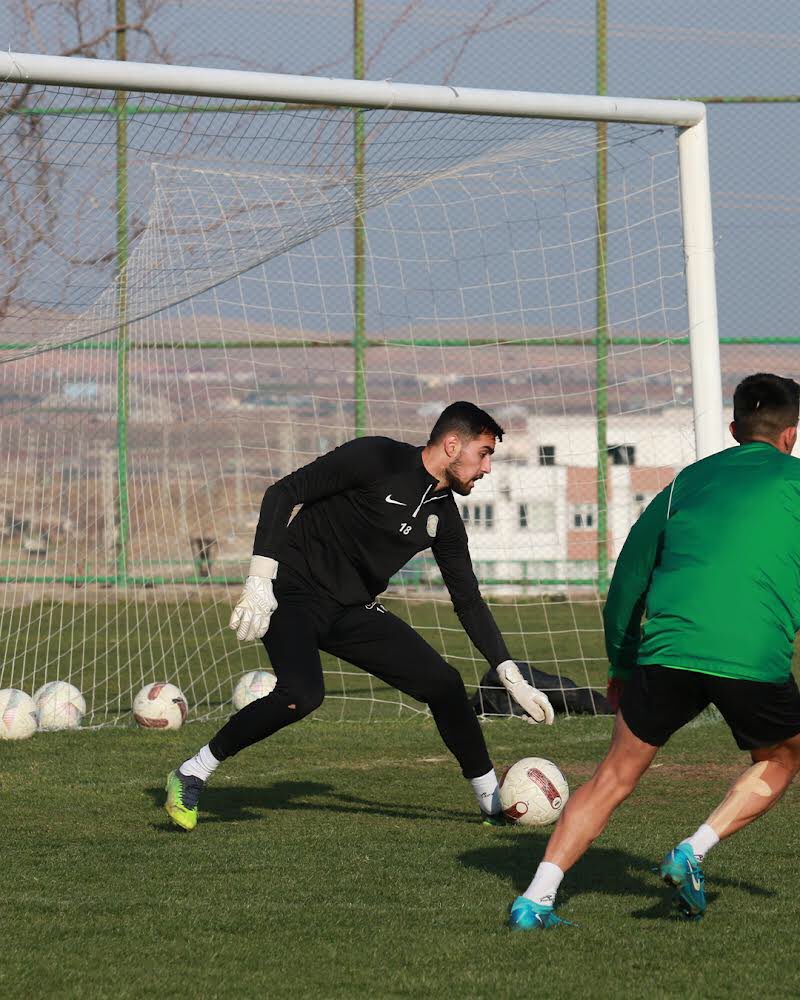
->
xmin=3 ymin=715 xmax=800 ymax=999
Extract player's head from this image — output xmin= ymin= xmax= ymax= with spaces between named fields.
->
xmin=730 ymin=373 xmax=799 ymax=453
xmin=427 ymin=401 xmax=504 ymax=495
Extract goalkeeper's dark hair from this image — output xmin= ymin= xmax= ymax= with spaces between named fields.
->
xmin=733 ymin=373 xmax=800 ymax=441
xmin=428 ymin=401 xmax=504 ymax=445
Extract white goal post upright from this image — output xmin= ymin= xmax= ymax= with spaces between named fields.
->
xmin=0 ymin=50 xmax=724 ymax=457
xmin=677 ymin=117 xmax=723 ymax=458
xmin=0 ymin=52 xmax=723 ymax=725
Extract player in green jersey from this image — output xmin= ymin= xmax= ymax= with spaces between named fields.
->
xmin=509 ymin=373 xmax=800 ymax=930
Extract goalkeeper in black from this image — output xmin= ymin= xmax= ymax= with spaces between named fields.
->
xmin=165 ymin=401 xmax=554 ymax=831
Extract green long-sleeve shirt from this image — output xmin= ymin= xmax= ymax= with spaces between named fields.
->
xmin=604 ymin=441 xmax=800 ymax=684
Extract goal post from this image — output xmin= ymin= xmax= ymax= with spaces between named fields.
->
xmin=677 ymin=116 xmax=724 ymax=458
xmin=0 ymin=51 xmax=722 ymax=725
xmin=0 ymin=50 xmax=723 ymax=449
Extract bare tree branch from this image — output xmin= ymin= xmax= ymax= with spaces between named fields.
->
xmin=0 ymin=0 xmax=177 ymax=330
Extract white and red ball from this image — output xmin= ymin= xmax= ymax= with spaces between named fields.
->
xmin=34 ymin=681 xmax=86 ymax=731
xmin=499 ymin=757 xmax=569 ymax=827
xmin=0 ymin=688 xmax=38 ymax=740
xmin=133 ymin=682 xmax=188 ymax=730
xmin=232 ymin=669 xmax=277 ymax=710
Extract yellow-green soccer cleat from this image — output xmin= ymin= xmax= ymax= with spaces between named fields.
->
xmin=164 ymin=768 xmax=204 ymax=831
xmin=481 ymin=810 xmax=510 ymax=827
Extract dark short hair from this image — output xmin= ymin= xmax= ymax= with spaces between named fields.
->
xmin=427 ymin=401 xmax=504 ymax=445
xmin=733 ymin=373 xmax=800 ymax=441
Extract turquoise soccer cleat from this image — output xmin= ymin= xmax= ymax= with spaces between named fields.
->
xmin=508 ymin=896 xmax=573 ymax=931
xmin=658 ymin=844 xmax=707 ymax=920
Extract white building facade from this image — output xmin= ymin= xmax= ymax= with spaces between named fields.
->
xmin=452 ymin=405 xmax=746 ymax=591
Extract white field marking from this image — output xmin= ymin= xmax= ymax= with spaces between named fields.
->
xmin=229 ymin=756 xmax=455 ymax=779
xmin=477 ymin=716 xmax=615 ymax=744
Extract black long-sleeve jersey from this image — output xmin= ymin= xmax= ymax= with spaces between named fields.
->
xmin=252 ymin=436 xmax=511 ymax=668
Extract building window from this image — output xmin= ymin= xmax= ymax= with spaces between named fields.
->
xmin=460 ymin=503 xmax=494 ymax=529
xmin=538 ymin=445 xmax=556 ymax=466
xmin=520 ymin=501 xmax=556 ymax=532
xmin=534 ymin=501 xmax=556 ymax=532
xmin=608 ymin=444 xmax=635 ymax=466
xmin=572 ymin=503 xmax=597 ymax=529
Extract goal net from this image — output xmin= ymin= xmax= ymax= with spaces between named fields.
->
xmin=0 ymin=54 xmax=721 ymax=725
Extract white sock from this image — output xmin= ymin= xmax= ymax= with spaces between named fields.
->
xmin=680 ymin=823 xmax=719 ymax=862
xmin=179 ymin=744 xmax=220 ymax=783
xmin=523 ymin=861 xmax=564 ymax=907
xmin=470 ymin=768 xmax=500 ymax=815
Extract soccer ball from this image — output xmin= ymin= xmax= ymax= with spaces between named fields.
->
xmin=133 ymin=682 xmax=188 ymax=730
xmin=0 ymin=689 xmax=38 ymax=740
xmin=34 ymin=681 xmax=86 ymax=731
xmin=499 ymin=757 xmax=569 ymax=827
xmin=232 ymin=669 xmax=277 ymax=710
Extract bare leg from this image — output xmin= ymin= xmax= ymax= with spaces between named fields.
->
xmin=543 ymin=713 xmax=659 ymax=872
xmin=705 ymin=732 xmax=800 ymax=840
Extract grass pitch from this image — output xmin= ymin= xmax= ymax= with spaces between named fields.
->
xmin=1 ymin=595 xmax=610 ymax=724
xmin=3 ymin=716 xmax=800 ymax=999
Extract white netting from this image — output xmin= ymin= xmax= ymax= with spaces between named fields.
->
xmin=0 ymin=80 xmax=698 ymax=725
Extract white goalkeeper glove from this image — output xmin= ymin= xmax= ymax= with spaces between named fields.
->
xmin=496 ymin=659 xmax=555 ymax=726
xmin=229 ymin=556 xmax=279 ymax=641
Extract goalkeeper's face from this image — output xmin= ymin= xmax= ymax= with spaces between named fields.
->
xmin=444 ymin=432 xmax=496 ymax=496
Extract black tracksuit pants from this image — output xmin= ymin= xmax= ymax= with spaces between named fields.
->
xmin=209 ymin=566 xmax=492 ymax=779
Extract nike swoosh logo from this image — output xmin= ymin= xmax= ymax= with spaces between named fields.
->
xmin=690 ymin=873 xmax=701 ymax=891
xmin=385 ymin=495 xmax=407 ymax=506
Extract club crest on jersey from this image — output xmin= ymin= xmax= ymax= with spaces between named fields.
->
xmin=426 ymin=514 xmax=439 ymax=538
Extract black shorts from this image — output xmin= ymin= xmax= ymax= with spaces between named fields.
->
xmin=620 ymin=664 xmax=800 ymax=751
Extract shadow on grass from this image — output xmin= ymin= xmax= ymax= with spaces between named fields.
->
xmin=458 ymin=834 xmax=774 ymax=919
xmin=145 ymin=779 xmax=476 ymax=828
